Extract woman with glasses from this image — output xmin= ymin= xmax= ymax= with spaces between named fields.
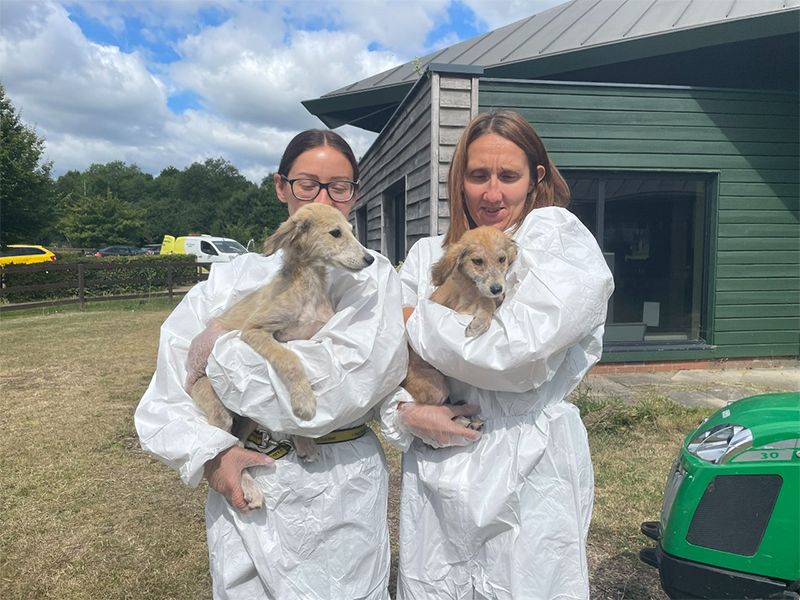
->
xmin=381 ymin=110 xmax=614 ymax=599
xmin=136 ymin=129 xmax=407 ymax=600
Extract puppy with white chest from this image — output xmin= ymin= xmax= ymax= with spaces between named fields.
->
xmin=402 ymin=226 xmax=517 ymax=423
xmin=187 ymin=202 xmax=374 ymax=509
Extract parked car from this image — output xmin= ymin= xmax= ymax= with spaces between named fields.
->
xmin=140 ymin=244 xmax=161 ymax=255
xmin=640 ymin=391 xmax=800 ymax=599
xmin=94 ymin=245 xmax=145 ymax=257
xmin=160 ymin=234 xmax=247 ymax=264
xmin=0 ymin=244 xmax=57 ymax=266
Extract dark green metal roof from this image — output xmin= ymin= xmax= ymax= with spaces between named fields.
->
xmin=303 ymin=0 xmax=800 ymax=132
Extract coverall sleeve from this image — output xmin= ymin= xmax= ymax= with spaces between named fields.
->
xmin=206 ymin=253 xmax=409 ymax=437
xmin=405 ymin=207 xmax=614 ymax=393
xmin=398 ymin=239 xmax=423 ymax=308
xmin=134 ymin=266 xmax=242 ymax=488
xmin=379 ymin=239 xmax=428 ymax=450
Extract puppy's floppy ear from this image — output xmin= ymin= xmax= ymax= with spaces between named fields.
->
xmin=431 ymin=242 xmax=465 ymax=286
xmin=262 ymin=215 xmax=310 ymax=255
xmin=505 ymin=238 xmax=518 ymax=266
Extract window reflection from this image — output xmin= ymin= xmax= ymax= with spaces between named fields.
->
xmin=566 ymin=172 xmax=708 ymax=345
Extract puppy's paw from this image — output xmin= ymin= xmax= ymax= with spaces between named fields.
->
xmin=468 ymin=415 xmax=486 ymax=431
xmin=452 ymin=415 xmax=486 ymax=432
xmin=290 ymin=383 xmax=317 ymax=421
xmin=465 ymin=316 xmax=490 ymax=337
xmin=452 ymin=415 xmax=471 ymax=429
xmin=293 ymin=436 xmax=320 ymax=463
xmin=241 ymin=471 xmax=264 ymax=510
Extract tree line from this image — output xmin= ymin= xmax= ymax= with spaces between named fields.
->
xmin=1 ymin=84 xmax=288 ymax=249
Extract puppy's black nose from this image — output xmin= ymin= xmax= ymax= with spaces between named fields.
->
xmin=363 ymin=253 xmax=375 ymax=266
xmin=490 ymin=284 xmax=503 ymax=295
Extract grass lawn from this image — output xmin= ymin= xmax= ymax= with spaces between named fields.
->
xmin=0 ymin=299 xmax=711 ymax=599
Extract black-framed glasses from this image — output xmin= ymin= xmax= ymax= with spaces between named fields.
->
xmin=280 ymin=175 xmax=358 ymax=203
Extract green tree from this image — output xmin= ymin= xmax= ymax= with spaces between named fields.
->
xmin=0 ymin=83 xmax=55 ymax=244
xmin=141 ymin=166 xmax=183 ymax=243
xmin=178 ymin=158 xmax=251 ymax=233
xmin=258 ymin=175 xmax=289 ymax=235
xmin=56 ymin=161 xmax=154 ymax=205
xmin=58 ymin=191 xmax=146 ymax=247
xmin=210 ymin=175 xmax=287 ymax=247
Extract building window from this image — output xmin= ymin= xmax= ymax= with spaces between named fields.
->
xmin=382 ymin=179 xmax=406 ymax=265
xmin=355 ymin=205 xmax=368 ymax=246
xmin=565 ymin=171 xmax=709 ymax=345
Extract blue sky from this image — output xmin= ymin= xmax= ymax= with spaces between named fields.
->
xmin=0 ymin=0 xmax=564 ymax=182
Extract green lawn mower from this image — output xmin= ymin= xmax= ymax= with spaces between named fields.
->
xmin=640 ymin=391 xmax=800 ymax=599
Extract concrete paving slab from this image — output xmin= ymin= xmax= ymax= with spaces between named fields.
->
xmin=670 ymin=368 xmax=799 ymax=390
xmin=578 ymin=366 xmax=798 ymax=409
xmin=577 ymin=376 xmax=633 ymax=399
xmin=666 ymin=390 xmax=729 ymax=409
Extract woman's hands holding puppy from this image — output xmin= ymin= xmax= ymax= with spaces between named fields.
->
xmin=204 ymin=446 xmax=274 ymax=512
xmin=400 ymin=306 xmax=483 ymax=448
xmin=398 ymin=402 xmax=482 ymax=448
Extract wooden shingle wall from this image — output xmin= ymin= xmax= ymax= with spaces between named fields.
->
xmin=354 ymin=76 xmax=434 ymax=254
xmin=433 ymin=74 xmax=480 ymax=234
xmin=355 ymin=68 xmax=481 ymax=256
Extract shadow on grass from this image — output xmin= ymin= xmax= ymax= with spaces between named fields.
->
xmin=590 ymin=548 xmax=667 ymax=600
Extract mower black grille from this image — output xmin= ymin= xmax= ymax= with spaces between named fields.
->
xmin=686 ymin=474 xmax=782 ymax=555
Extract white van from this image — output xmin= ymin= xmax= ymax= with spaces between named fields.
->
xmin=160 ymin=234 xmax=247 ymax=263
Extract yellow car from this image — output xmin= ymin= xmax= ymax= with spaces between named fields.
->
xmin=0 ymin=244 xmax=57 ymax=266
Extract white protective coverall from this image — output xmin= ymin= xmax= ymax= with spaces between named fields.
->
xmin=381 ymin=207 xmax=614 ymax=600
xmin=135 ymin=251 xmax=408 ymax=600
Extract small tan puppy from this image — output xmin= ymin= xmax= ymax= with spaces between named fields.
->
xmin=402 ymin=226 xmax=517 ymax=417
xmin=188 ymin=203 xmax=374 ymax=509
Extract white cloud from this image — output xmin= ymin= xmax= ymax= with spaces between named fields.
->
xmin=0 ymin=1 xmax=169 ymax=143
xmin=461 ymin=0 xmax=565 ymax=30
xmin=170 ymin=20 xmax=400 ymax=130
xmin=329 ymin=0 xmax=451 ymax=55
xmin=0 ymin=0 xmax=561 ymax=182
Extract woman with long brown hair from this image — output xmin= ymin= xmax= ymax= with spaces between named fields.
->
xmin=382 ymin=110 xmax=614 ymax=599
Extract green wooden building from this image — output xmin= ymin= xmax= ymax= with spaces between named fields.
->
xmin=304 ymin=0 xmax=799 ymax=363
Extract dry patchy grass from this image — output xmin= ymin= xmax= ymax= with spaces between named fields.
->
xmin=1 ymin=300 xmax=211 ymax=600
xmin=0 ymin=300 xmax=711 ymax=600
xmin=572 ymin=390 xmax=710 ymax=599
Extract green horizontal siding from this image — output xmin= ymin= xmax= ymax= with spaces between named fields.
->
xmin=717 ymin=238 xmax=798 ymax=251
xmin=717 ymin=251 xmax=797 ymax=264
xmin=548 ymin=153 xmax=797 ymax=170
xmin=716 ymin=290 xmax=798 ymax=304
xmin=718 ymin=224 xmax=798 ymax=237
xmin=716 ymin=278 xmax=799 ymax=292
xmin=603 ymin=344 xmax=799 ymax=362
xmin=534 ymin=124 xmax=798 ymax=144
xmin=719 ymin=210 xmax=799 ymax=224
xmin=717 ymin=264 xmax=798 ymax=278
xmin=480 ymin=80 xmax=799 ymax=361
xmin=719 ymin=183 xmax=799 ymax=198
xmin=716 ymin=317 xmax=800 ymax=332
xmin=723 ymin=171 xmax=799 ymax=186
xmin=716 ymin=304 xmax=799 ymax=318
xmin=715 ymin=330 xmax=799 ymax=345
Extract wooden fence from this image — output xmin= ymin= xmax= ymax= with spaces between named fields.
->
xmin=0 ymin=260 xmax=210 ymax=312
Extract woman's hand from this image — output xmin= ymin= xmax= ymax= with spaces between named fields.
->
xmin=203 ymin=446 xmax=274 ymax=512
xmin=398 ymin=402 xmax=482 ymax=448
xmin=185 ymin=318 xmax=228 ymax=389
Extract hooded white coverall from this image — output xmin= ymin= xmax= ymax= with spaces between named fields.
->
xmin=135 ymin=251 xmax=408 ymax=600
xmin=381 ymin=207 xmax=614 ymax=600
